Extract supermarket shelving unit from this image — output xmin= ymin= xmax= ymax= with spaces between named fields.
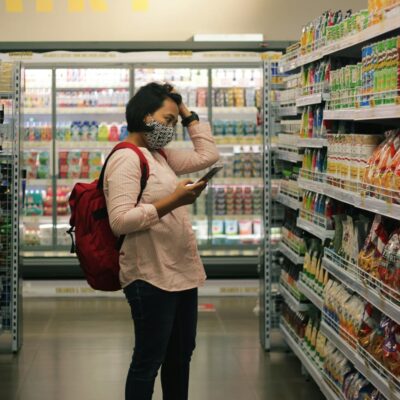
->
xmin=260 ymin=59 xmax=286 ymax=350
xmin=276 ymin=4 xmax=400 ymax=399
xmin=0 ymin=62 xmax=22 ymax=353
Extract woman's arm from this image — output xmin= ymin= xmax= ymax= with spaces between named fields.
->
xmin=105 ymin=150 xmax=207 ymax=236
xmin=163 ymin=122 xmax=220 ymax=175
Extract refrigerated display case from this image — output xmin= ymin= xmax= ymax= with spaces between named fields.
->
xmin=16 ymin=53 xmax=278 ymax=278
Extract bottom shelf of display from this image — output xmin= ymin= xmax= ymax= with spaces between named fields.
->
xmin=320 ymin=320 xmax=400 ymax=400
xmin=280 ymin=322 xmax=340 ymax=400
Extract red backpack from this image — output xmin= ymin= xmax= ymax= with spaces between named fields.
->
xmin=67 ymin=142 xmax=166 ymax=291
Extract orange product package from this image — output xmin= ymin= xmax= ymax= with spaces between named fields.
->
xmin=363 ymin=130 xmax=399 ymax=195
xmin=373 ymin=131 xmax=400 ymax=196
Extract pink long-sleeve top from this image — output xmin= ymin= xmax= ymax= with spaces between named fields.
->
xmin=103 ymin=122 xmax=220 ymax=292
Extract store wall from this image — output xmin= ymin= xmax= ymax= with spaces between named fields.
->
xmin=0 ymin=0 xmax=367 ymax=42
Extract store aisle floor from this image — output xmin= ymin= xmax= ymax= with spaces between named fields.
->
xmin=0 ymin=296 xmax=324 ymax=400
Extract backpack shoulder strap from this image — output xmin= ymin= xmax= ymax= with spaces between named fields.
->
xmin=98 ymin=142 xmax=149 ymax=205
xmin=157 ymin=148 xmax=167 ymax=160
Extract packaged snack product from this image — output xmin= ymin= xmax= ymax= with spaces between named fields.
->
xmin=358 ymin=303 xmax=381 ymax=349
xmin=382 ymin=320 xmax=400 ymax=377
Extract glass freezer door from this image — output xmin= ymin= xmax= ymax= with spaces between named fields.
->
xmin=55 ymin=68 xmax=130 ymax=246
xmin=210 ymin=68 xmax=263 ymax=252
xmin=22 ymin=69 xmax=53 ymax=250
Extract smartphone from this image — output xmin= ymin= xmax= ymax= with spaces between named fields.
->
xmin=194 ymin=166 xmax=223 ymax=184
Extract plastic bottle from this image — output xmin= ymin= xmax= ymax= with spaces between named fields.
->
xmin=81 ymin=121 xmax=90 ymax=141
xmin=108 ymin=122 xmax=120 ymax=141
xmin=308 ymin=107 xmax=314 ymax=138
xmin=89 ymin=121 xmax=98 ymax=141
xmin=98 ymin=122 xmax=109 ymax=142
xmin=119 ymin=124 xmax=128 ymax=141
xmin=71 ymin=121 xmax=81 ymax=141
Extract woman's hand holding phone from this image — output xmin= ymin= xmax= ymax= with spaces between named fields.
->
xmin=173 ymin=179 xmax=207 ymax=206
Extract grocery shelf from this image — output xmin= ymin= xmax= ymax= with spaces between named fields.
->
xmin=25 ymin=179 xmax=52 ymax=186
xmin=278 ymin=106 xmax=299 ymax=117
xmin=275 ymin=192 xmax=301 ymax=210
xmin=56 ymin=141 xmax=114 ymax=150
xmin=321 ymin=320 xmax=400 ymax=400
xmin=297 ymin=177 xmax=325 ymax=195
xmin=297 ymin=138 xmax=328 ymax=148
xmin=295 ymin=93 xmax=329 ymax=108
xmin=23 ymin=215 xmax=53 ymax=224
xmin=324 ymin=104 xmax=400 ymax=121
xmin=58 ymin=178 xmax=91 ymax=186
xmin=280 ymin=322 xmax=339 ymax=400
xmin=56 ymin=85 xmax=129 ymax=90
xmin=296 ymin=217 xmax=335 ymax=241
xmin=24 ymin=108 xmax=51 ymax=115
xmin=0 ymin=91 xmax=13 ymax=99
xmin=322 ymin=250 xmax=400 ymax=325
xmin=279 ymin=282 xmax=309 ymax=312
xmin=297 ymin=277 xmax=323 ymax=311
xmin=278 ymin=241 xmax=304 ymax=265
xmin=56 ymin=107 xmax=126 ymax=114
xmin=280 ymin=11 xmax=400 ymax=72
xmin=212 ymin=177 xmax=262 ymax=185
xmin=276 ymin=148 xmax=303 ymax=163
xmin=23 ymin=141 xmax=52 ymax=150
xmin=212 ymin=106 xmax=258 ymax=114
xmin=324 ymin=183 xmax=400 ymax=221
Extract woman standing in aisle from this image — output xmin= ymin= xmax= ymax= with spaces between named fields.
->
xmin=103 ymin=82 xmax=219 ymax=400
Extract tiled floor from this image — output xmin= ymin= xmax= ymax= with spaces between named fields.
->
xmin=0 ymin=296 xmax=324 ymax=400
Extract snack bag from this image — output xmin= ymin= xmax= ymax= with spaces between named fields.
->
xmin=358 ymin=215 xmax=389 ymax=276
xmin=382 ymin=321 xmax=400 ymax=377
xmin=392 ymin=150 xmax=400 ymax=204
xmin=372 ymin=130 xmax=400 ymax=196
xmin=358 ymin=303 xmax=380 ymax=349
xmin=379 ymin=229 xmax=400 ymax=297
xmin=377 ymin=131 xmax=400 ymax=197
xmin=367 ymin=316 xmax=391 ymax=362
xmin=363 ymin=130 xmax=397 ymax=189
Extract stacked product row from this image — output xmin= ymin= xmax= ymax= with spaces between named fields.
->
xmin=329 ymin=36 xmax=400 ymax=109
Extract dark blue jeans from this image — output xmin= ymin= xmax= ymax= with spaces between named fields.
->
xmin=123 ymin=280 xmax=198 ymax=400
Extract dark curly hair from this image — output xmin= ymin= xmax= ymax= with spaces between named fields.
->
xmin=126 ymin=83 xmax=182 ymax=133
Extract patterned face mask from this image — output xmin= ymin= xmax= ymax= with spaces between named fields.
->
xmin=143 ymin=119 xmax=176 ymax=150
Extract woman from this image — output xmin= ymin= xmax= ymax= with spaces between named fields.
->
xmin=103 ymin=82 xmax=220 ymax=400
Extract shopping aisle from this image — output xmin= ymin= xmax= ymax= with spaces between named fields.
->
xmin=0 ymin=296 xmax=323 ymax=400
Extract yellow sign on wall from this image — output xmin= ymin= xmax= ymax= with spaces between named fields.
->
xmin=5 ymin=0 xmax=149 ymax=12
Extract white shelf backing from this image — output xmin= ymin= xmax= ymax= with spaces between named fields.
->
xmin=279 ymin=283 xmax=309 ymax=312
xmin=276 ymin=148 xmax=303 ymax=163
xmin=278 ymin=241 xmax=304 ymax=265
xmin=296 ymin=217 xmax=335 ymax=241
xmin=281 ymin=11 xmax=400 ymax=72
xmin=297 ymin=174 xmax=326 ymax=195
xmin=297 ymin=177 xmax=400 ymax=221
xmin=297 ymin=277 xmax=323 ymax=311
xmin=23 ymin=141 xmax=52 ymax=150
xmin=295 ymin=93 xmax=330 ymax=108
xmin=276 ymin=193 xmax=301 ymax=211
xmin=324 ymin=105 xmax=400 ymax=121
xmin=278 ymin=106 xmax=299 ymax=117
xmin=321 ymin=320 xmax=400 ymax=400
xmin=297 ymin=138 xmax=328 ymax=148
xmin=324 ymin=183 xmax=400 ymax=221
xmin=58 ymin=107 xmax=126 ymax=114
xmin=280 ymin=322 xmax=339 ymax=400
xmin=323 ymin=249 xmax=400 ymax=325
